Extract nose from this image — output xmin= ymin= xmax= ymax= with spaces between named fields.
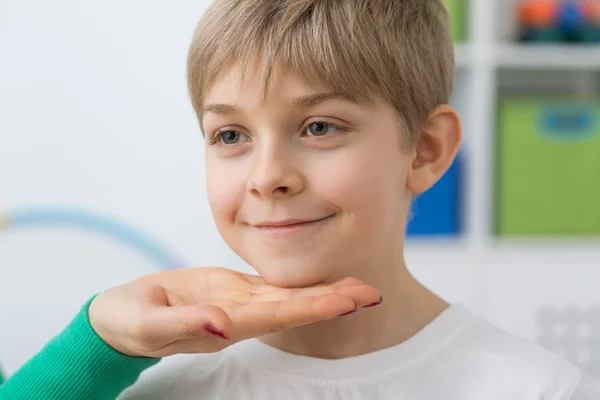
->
xmin=247 ymin=141 xmax=304 ymax=199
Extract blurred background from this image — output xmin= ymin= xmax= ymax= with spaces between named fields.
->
xmin=1 ymin=0 xmax=599 ymax=380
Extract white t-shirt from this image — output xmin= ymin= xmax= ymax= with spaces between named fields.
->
xmin=119 ymin=304 xmax=600 ymax=399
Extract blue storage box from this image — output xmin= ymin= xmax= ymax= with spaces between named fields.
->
xmin=406 ymin=156 xmax=462 ymax=236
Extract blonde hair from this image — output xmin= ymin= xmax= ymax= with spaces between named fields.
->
xmin=187 ymin=0 xmax=454 ymax=145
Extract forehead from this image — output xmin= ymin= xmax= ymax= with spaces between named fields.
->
xmin=202 ymin=60 xmax=378 ymax=121
xmin=205 ymin=60 xmax=318 ymax=106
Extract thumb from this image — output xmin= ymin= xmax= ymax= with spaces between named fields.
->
xmin=145 ymin=302 xmax=233 ymax=347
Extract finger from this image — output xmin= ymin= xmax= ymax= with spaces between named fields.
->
xmin=331 ymin=277 xmax=366 ymax=287
xmin=248 ymin=285 xmax=337 ymax=303
xmin=328 ymin=277 xmax=382 ymax=306
xmin=249 ymin=282 xmax=380 ymax=308
xmin=231 ymin=293 xmax=357 ymax=339
xmin=153 ymin=335 xmax=225 ymax=357
xmin=333 ymin=284 xmax=381 ymax=307
xmin=247 ymin=276 xmax=367 ymax=297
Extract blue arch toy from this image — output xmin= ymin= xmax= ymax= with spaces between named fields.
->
xmin=0 ymin=206 xmax=184 ymax=270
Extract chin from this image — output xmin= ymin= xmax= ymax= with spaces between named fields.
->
xmin=244 ymin=250 xmax=342 ymax=288
xmin=220 ymin=224 xmax=362 ymax=287
xmin=258 ymin=268 xmax=331 ymax=288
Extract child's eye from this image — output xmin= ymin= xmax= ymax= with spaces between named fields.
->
xmin=303 ymin=121 xmax=344 ymax=137
xmin=213 ymin=130 xmax=250 ymax=145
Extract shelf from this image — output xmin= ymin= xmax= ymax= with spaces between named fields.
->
xmin=494 ymin=44 xmax=600 ymax=70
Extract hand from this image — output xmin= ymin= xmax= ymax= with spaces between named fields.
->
xmin=88 ymin=267 xmax=381 ymax=358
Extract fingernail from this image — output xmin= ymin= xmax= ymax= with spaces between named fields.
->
xmin=205 ymin=323 xmax=230 ymax=340
xmin=364 ymin=295 xmax=384 ymax=308
xmin=338 ymin=308 xmax=358 ymax=317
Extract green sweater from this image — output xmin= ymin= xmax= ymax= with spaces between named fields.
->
xmin=0 ymin=297 xmax=160 ymax=400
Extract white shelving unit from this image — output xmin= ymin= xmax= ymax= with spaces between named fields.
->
xmin=406 ymin=0 xmax=600 ymax=319
xmin=458 ymin=43 xmax=600 ymax=70
xmin=495 ymin=44 xmax=600 ymax=70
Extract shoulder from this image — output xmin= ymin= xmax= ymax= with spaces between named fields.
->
xmin=443 ymin=312 xmax=584 ymax=399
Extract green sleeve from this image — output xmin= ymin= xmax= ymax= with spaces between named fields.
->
xmin=0 ymin=296 xmax=161 ymax=400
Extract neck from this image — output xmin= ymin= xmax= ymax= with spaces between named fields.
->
xmin=259 ymin=243 xmax=449 ymax=359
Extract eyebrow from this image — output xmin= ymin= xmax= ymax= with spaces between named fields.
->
xmin=202 ymin=92 xmax=359 ymax=116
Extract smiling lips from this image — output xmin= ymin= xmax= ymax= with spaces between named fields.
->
xmin=252 ymin=216 xmax=333 ymax=237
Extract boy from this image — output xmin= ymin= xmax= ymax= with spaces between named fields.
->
xmin=2 ymin=0 xmax=599 ymax=398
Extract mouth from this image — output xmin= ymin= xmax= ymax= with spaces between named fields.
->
xmin=252 ymin=215 xmax=334 ymax=237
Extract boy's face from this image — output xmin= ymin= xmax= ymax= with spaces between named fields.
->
xmin=202 ymin=61 xmax=413 ymax=287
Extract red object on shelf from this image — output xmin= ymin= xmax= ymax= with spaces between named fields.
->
xmin=582 ymin=0 xmax=600 ymax=23
xmin=519 ymin=0 xmax=560 ymax=27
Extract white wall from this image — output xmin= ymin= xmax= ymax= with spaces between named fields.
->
xmin=1 ymin=0 xmax=599 ymax=378
xmin=0 ymin=0 xmax=246 ymax=374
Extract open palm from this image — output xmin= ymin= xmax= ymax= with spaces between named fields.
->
xmin=137 ymin=267 xmax=381 ymax=340
xmin=90 ymin=267 xmax=381 ymax=358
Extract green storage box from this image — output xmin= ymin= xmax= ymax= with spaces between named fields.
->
xmin=497 ymin=100 xmax=600 ymax=236
xmin=442 ymin=0 xmax=467 ymax=43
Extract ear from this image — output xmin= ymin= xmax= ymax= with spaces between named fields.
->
xmin=406 ymin=105 xmax=461 ymax=195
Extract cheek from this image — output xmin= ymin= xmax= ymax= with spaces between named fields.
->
xmin=313 ymin=147 xmax=408 ymax=235
xmin=206 ymin=158 xmax=247 ymax=228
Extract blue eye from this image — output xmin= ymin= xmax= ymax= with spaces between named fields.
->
xmin=216 ymin=130 xmax=249 ymax=145
xmin=305 ymin=121 xmax=340 ymax=137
